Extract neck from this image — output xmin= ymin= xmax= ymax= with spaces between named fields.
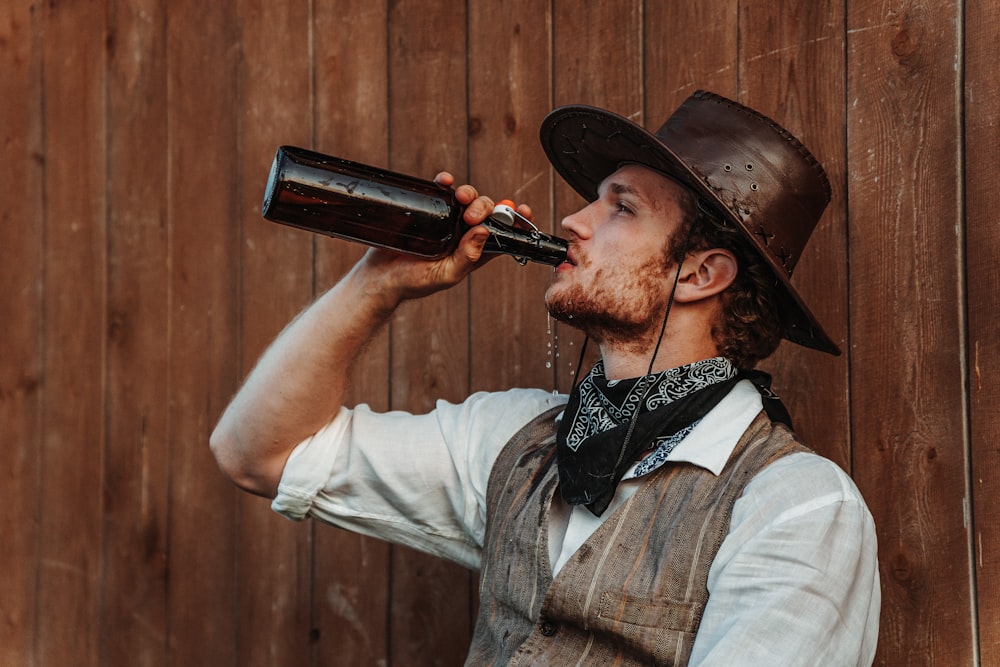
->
xmin=599 ymin=339 xmax=720 ymax=380
xmin=596 ymin=309 xmax=721 ymax=380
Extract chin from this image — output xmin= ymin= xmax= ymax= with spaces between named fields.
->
xmin=544 ymin=284 xmax=577 ymax=321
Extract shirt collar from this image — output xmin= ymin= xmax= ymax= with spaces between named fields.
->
xmin=624 ymin=379 xmax=763 ymax=478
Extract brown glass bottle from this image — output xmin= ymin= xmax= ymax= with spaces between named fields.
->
xmin=261 ymin=146 xmax=568 ymax=266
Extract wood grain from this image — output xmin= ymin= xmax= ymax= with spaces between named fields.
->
xmin=102 ymin=1 xmax=172 ymax=662
xmin=35 ymin=2 xmax=108 ymax=665
xmin=1 ymin=1 xmax=995 ymax=664
xmin=645 ymin=0 xmax=739 ymax=106
xmin=165 ymin=0 xmax=242 ymax=663
xmin=847 ymin=1 xmax=971 ymax=662
xmin=966 ymin=0 xmax=1000 ymax=661
xmin=740 ymin=0 xmax=851 ymax=469
xmin=468 ymin=0 xmax=558 ymax=396
xmin=0 ymin=1 xmax=43 ymax=664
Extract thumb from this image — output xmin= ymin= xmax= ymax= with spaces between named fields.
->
xmin=456 ymin=225 xmax=491 ymax=265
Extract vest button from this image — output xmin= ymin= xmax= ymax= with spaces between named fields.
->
xmin=540 ymin=621 xmax=557 ymax=637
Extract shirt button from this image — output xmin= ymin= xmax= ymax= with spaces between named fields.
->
xmin=540 ymin=621 xmax=557 ymax=636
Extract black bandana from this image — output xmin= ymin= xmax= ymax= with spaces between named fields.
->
xmin=556 ymin=358 xmax=740 ymax=516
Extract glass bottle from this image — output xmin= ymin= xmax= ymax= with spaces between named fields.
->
xmin=261 ymin=146 xmax=568 ymax=266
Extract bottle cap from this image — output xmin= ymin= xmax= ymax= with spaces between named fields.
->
xmin=492 ymin=200 xmax=517 ymax=225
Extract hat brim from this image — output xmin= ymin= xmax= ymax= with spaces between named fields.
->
xmin=539 ymin=104 xmax=840 ymax=356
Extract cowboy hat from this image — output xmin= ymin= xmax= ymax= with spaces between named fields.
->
xmin=539 ymin=90 xmax=839 ymax=355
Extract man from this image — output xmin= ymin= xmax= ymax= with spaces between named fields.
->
xmin=211 ymin=91 xmax=880 ymax=665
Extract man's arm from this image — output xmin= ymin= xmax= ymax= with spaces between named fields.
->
xmin=209 ymin=174 xmax=504 ymax=498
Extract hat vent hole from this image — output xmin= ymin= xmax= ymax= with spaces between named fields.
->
xmin=745 ymin=163 xmax=754 ymax=171
xmin=723 ymin=164 xmax=733 ymax=172
xmin=750 ymin=183 xmax=759 ymax=191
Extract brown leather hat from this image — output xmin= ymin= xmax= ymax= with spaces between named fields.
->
xmin=539 ymin=90 xmax=839 ymax=355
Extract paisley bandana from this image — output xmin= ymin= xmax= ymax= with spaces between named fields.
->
xmin=556 ymin=357 xmax=740 ymax=516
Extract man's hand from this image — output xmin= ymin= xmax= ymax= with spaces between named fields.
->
xmin=355 ymin=172 xmax=491 ymax=303
xmin=355 ymin=172 xmax=535 ymax=304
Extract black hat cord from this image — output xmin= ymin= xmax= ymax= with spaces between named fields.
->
xmin=564 ymin=220 xmax=696 ymax=482
xmin=607 ymin=221 xmax=696 ymax=477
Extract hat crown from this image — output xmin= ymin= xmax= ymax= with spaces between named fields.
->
xmin=656 ymin=91 xmax=831 ymax=277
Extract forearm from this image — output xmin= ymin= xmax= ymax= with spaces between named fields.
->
xmin=210 ymin=256 xmax=403 ymax=497
xmin=210 ymin=173 xmax=506 ymax=498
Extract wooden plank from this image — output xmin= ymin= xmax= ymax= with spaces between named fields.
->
xmin=966 ymin=1 xmax=1000 ymax=662
xmin=235 ymin=0 xmax=316 ymax=665
xmin=467 ymin=0 xmax=557 ymax=395
xmin=311 ymin=0 xmax=392 ymax=663
xmin=386 ymin=1 xmax=474 ymax=663
xmin=0 ymin=1 xmax=43 ymax=664
xmin=36 ymin=1 xmax=108 ymax=665
xmin=101 ymin=1 xmax=171 ymax=663
xmin=645 ymin=0 xmax=739 ymax=106
xmin=165 ymin=0 xmax=241 ymax=663
xmin=739 ymin=0 xmax=851 ymax=468
xmin=550 ymin=0 xmax=643 ymax=393
xmin=846 ymin=2 xmax=972 ymax=663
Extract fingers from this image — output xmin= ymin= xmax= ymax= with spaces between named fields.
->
xmin=433 ymin=171 xmax=538 ymax=233
xmin=516 ymin=203 xmax=533 ymax=223
xmin=435 ymin=172 xmax=479 ymax=205
xmin=455 ymin=183 xmax=494 ymax=227
xmin=434 ymin=172 xmax=494 ymax=226
xmin=433 ymin=171 xmax=455 ymax=187
xmin=453 ymin=182 xmax=478 ymax=203
xmin=463 ymin=196 xmax=496 ymax=227
xmin=456 ymin=224 xmax=491 ymax=264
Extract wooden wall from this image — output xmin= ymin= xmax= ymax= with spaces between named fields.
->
xmin=2 ymin=0 xmax=996 ymax=665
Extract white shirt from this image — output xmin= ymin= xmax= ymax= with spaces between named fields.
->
xmin=274 ymin=381 xmax=880 ymax=665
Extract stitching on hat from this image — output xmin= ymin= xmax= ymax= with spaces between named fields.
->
xmin=693 ymin=90 xmax=832 ymax=202
xmin=775 ymin=247 xmax=793 ymax=272
xmin=753 ymin=225 xmax=775 ymax=247
xmin=753 ymin=225 xmax=792 ymax=273
xmin=556 ymin=113 xmax=665 ymax=196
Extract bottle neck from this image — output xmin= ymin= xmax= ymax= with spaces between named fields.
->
xmin=480 ymin=216 xmax=568 ymax=266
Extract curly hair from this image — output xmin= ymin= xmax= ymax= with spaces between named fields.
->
xmin=668 ymin=189 xmax=784 ymax=369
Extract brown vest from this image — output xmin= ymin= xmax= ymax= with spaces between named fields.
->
xmin=467 ymin=407 xmax=807 ymax=666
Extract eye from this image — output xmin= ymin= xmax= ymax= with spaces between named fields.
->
xmin=615 ymin=200 xmax=635 ymax=216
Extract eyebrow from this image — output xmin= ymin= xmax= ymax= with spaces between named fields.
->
xmin=601 ymin=177 xmax=679 ymax=216
xmin=605 ymin=182 xmax=638 ymax=196
xmin=602 ymin=180 xmax=654 ymax=209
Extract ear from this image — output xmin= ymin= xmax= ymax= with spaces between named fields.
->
xmin=673 ymin=248 xmax=738 ymax=303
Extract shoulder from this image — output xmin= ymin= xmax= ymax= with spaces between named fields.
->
xmin=736 ymin=447 xmax=873 ymax=532
xmin=427 ymin=388 xmax=567 ymax=463
xmin=453 ymin=387 xmax=567 ymax=416
xmin=714 ymin=446 xmax=878 ymax=598
xmin=437 ymin=388 xmax=567 ymax=438
xmin=699 ymin=448 xmax=881 ymax=666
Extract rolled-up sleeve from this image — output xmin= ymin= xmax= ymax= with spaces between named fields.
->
xmin=271 ymin=388 xmax=566 ymax=570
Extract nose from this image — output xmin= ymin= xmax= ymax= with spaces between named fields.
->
xmin=560 ymin=202 xmax=594 ymax=240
